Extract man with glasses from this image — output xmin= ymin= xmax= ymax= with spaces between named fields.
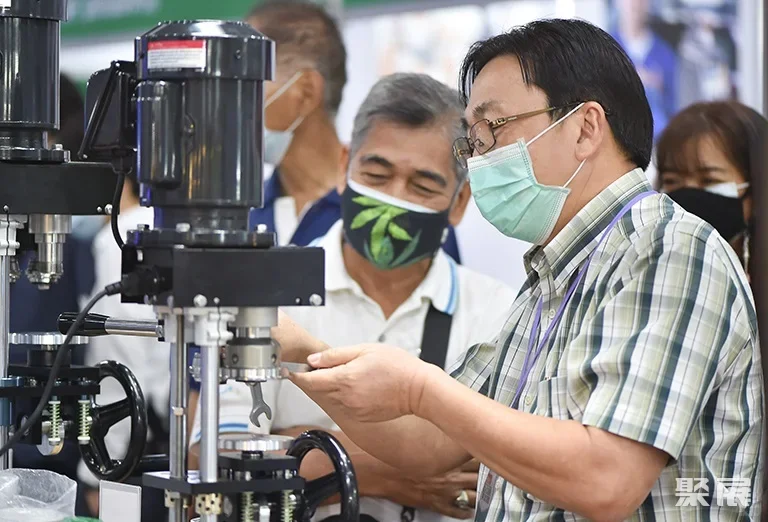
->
xmin=278 ymin=19 xmax=763 ymax=520
xmin=190 ymin=73 xmax=516 ymax=521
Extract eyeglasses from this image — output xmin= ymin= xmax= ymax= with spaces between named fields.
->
xmin=453 ymin=104 xmax=582 ymax=168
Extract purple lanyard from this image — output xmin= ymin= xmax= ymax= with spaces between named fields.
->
xmin=511 ymin=191 xmax=656 ymax=409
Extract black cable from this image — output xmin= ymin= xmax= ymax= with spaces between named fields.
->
xmin=0 ymin=282 xmax=121 ymax=458
xmin=110 ymin=169 xmax=126 ymax=249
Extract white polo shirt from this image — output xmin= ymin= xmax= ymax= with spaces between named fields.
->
xmin=192 ymin=220 xmax=516 ymax=522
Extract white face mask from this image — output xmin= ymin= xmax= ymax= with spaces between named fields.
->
xmin=264 ymin=72 xmax=305 ymax=166
xmin=704 ymin=181 xmax=749 ymax=199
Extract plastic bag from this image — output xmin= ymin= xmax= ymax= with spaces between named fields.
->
xmin=0 ymin=469 xmax=77 ymax=521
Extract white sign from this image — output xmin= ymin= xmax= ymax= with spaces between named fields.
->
xmin=100 ymin=480 xmax=142 ymax=522
xmin=147 ymin=40 xmax=207 ymax=71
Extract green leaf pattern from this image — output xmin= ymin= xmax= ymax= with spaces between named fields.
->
xmin=351 ymin=199 xmax=421 ymax=269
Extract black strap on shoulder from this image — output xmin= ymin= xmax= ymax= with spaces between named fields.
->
xmin=419 ymin=304 xmax=453 ymax=368
xmin=400 ymin=305 xmax=455 ymax=522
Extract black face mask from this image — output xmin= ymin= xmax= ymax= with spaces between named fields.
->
xmin=341 ymin=180 xmax=450 ymax=270
xmin=667 ymin=188 xmax=746 ymax=240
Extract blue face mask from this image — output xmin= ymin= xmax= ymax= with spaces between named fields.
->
xmin=467 ymin=103 xmax=585 ymax=245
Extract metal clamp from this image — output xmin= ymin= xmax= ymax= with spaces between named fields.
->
xmin=218 ymin=433 xmax=294 ymax=453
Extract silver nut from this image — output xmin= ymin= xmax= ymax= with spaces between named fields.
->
xmin=53 ymin=143 xmax=64 ymax=151
xmin=176 ymin=222 xmax=191 ymax=233
xmin=96 ymin=206 xmax=103 ymax=213
xmin=309 ymin=294 xmax=323 ymax=306
xmin=104 ymin=204 xmax=113 ymax=215
xmin=194 ymin=294 xmax=208 ymax=307
xmin=256 ymin=224 xmax=268 ymax=233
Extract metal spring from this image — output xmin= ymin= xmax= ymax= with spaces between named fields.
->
xmin=240 ymin=491 xmax=254 ymax=522
xmin=48 ymin=399 xmax=61 ymax=442
xmin=282 ymin=490 xmax=295 ymax=522
xmin=78 ymin=399 xmax=91 ymax=443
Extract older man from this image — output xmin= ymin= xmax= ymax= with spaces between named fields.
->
xmin=191 ymin=73 xmax=516 ymax=521
xmin=245 ymin=0 xmax=461 ymax=260
xmin=280 ymin=19 xmax=763 ymax=521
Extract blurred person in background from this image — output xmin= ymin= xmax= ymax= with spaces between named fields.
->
xmin=77 ymin=174 xmax=168 ymax=519
xmin=244 ymin=0 xmax=461 ymax=261
xmin=676 ymin=4 xmax=737 ymax=107
xmin=190 ymin=73 xmax=516 ymax=522
xmin=656 ymin=100 xmax=767 ymax=279
xmin=611 ymin=0 xmax=678 ymax=139
xmin=10 ymin=73 xmax=95 ymax=513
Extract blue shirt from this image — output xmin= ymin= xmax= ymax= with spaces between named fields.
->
xmin=612 ymin=32 xmax=678 ymax=140
xmin=190 ymin=171 xmax=463 ymax=391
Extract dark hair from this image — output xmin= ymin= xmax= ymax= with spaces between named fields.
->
xmin=656 ymin=101 xmax=768 ymax=185
xmin=248 ymin=0 xmax=347 ymax=116
xmin=459 ymin=18 xmax=653 ymax=170
xmin=350 ymin=73 xmax=468 ymax=181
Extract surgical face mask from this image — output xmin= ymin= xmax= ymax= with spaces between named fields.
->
xmin=467 ymin=103 xmax=585 ymax=245
xmin=264 ymin=72 xmax=305 ymax=166
xmin=341 ymin=179 xmax=451 ymax=270
xmin=667 ymin=182 xmax=749 ymax=241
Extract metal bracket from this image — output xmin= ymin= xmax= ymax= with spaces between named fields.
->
xmin=195 ymin=493 xmax=223 ymax=516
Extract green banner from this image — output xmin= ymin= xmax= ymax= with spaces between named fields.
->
xmin=62 ymin=0 xmax=256 ymax=38
xmin=62 ymin=0 xmax=395 ymax=39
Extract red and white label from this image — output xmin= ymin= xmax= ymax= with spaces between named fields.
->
xmin=147 ymin=40 xmax=207 ymax=70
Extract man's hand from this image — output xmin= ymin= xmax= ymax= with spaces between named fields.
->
xmin=288 ymin=344 xmax=435 ymax=422
xmin=273 ymin=309 xmax=330 ymax=363
xmin=385 ymin=459 xmax=480 ymax=519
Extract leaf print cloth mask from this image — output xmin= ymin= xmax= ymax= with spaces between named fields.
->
xmin=341 ymin=178 xmax=451 ymax=270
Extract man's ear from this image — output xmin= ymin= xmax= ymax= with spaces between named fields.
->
xmin=448 ymin=181 xmax=471 ymax=226
xmin=574 ymin=101 xmax=606 ymax=162
xmin=336 ymin=145 xmax=350 ymax=195
xmin=298 ymin=69 xmax=325 ymax=116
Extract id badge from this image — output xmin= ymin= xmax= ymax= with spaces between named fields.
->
xmin=476 ymin=469 xmax=496 ymax=520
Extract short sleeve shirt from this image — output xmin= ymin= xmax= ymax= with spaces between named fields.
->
xmin=451 ymin=169 xmax=763 ymax=521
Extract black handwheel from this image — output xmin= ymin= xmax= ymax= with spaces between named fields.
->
xmin=80 ymin=360 xmax=148 ymax=482
xmin=287 ymin=430 xmax=360 ymax=522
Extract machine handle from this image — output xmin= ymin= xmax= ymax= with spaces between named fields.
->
xmin=288 ymin=430 xmax=360 ymax=522
xmin=58 ymin=313 xmax=163 ymax=339
xmin=80 ymin=360 xmax=148 ymax=482
xmin=58 ymin=312 xmax=109 ymax=336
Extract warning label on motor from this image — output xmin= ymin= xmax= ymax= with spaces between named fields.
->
xmin=147 ymin=40 xmax=207 ymax=70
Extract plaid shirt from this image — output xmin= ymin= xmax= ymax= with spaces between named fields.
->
xmin=451 ymin=169 xmax=763 ymax=521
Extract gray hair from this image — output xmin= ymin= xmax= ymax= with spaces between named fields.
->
xmin=350 ymin=73 xmax=468 ymax=182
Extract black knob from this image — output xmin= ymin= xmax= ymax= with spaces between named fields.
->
xmin=58 ymin=312 xmax=110 ymax=337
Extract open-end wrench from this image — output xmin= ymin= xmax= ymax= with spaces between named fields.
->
xmin=248 ymin=382 xmax=272 ymax=428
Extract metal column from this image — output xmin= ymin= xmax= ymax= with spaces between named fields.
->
xmin=0 ymin=256 xmax=9 ymax=471
xmin=199 ymin=344 xmax=220 ymax=522
xmin=168 ymin=317 xmax=187 ymax=522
